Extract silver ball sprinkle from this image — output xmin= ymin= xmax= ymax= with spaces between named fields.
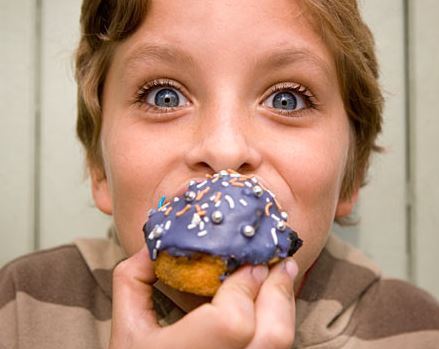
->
xmin=151 ymin=225 xmax=164 ymax=239
xmin=280 ymin=211 xmax=289 ymax=221
xmin=276 ymin=220 xmax=287 ymax=232
xmin=184 ymin=190 xmax=197 ymax=202
xmin=242 ymin=225 xmax=256 ymax=237
xmin=219 ymin=170 xmax=229 ymax=177
xmin=211 ymin=210 xmax=224 ymax=224
xmin=252 ymin=185 xmax=264 ymax=197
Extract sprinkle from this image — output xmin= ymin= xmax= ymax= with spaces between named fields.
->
xmin=195 ymin=204 xmax=206 ymax=217
xmin=158 ymin=195 xmax=167 ymax=208
xmin=196 ymin=187 xmax=210 ymax=200
xmin=164 ymin=206 xmax=173 ymax=216
xmin=199 ymin=221 xmax=205 ymax=230
xmin=231 ymin=181 xmax=244 ymax=187
xmin=155 ymin=240 xmax=162 ymax=249
xmin=273 ymin=197 xmax=283 ymax=210
xmin=148 ymin=225 xmax=164 ymax=239
xmin=158 ymin=202 xmax=170 ymax=212
xmin=211 ymin=175 xmax=220 ymax=183
xmin=204 ymin=217 xmax=210 ymax=223
xmin=271 ymin=228 xmax=279 ymax=246
xmin=211 ymin=210 xmax=224 ymax=224
xmin=214 ymin=192 xmax=222 ymax=203
xmin=176 ymin=204 xmax=191 ymax=217
xmin=265 ymin=202 xmax=273 ymax=216
xmin=197 ymin=230 xmax=208 ymax=237
xmin=244 ymin=181 xmax=253 ymax=188
xmin=191 ymin=213 xmax=202 ymax=225
xmin=242 ymin=225 xmax=256 ymax=237
xmin=227 ymin=168 xmax=239 ymax=174
xmin=201 ymin=203 xmax=209 ymax=210
xmin=164 ymin=220 xmax=172 ymax=230
xmin=271 ymin=214 xmax=280 ymax=222
xmin=276 ymin=220 xmax=287 ymax=231
xmin=187 ymin=223 xmax=196 ymax=230
xmin=280 ymin=211 xmax=289 ymax=221
xmin=266 ymin=197 xmax=270 ymax=203
xmin=230 ymin=173 xmax=241 ymax=178
xmin=205 ymin=173 xmax=213 ymax=178
xmin=239 ymin=199 xmax=248 ymax=207
xmin=196 ymin=180 xmax=208 ymax=189
xmin=225 ymin=195 xmax=235 ymax=209
xmin=219 ymin=170 xmax=229 ymax=177
xmin=251 ymin=177 xmax=258 ymax=184
xmin=221 ymin=181 xmax=230 ymax=187
xmin=173 ymin=197 xmax=180 ymax=202
xmin=152 ymin=249 xmax=158 ymax=259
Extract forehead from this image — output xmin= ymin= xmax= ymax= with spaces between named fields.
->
xmin=115 ymin=0 xmax=334 ymax=81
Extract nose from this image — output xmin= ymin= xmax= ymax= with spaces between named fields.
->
xmin=184 ymin=103 xmax=262 ymax=174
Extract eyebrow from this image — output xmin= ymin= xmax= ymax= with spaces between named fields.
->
xmin=124 ymin=43 xmax=330 ymax=76
xmin=124 ymin=43 xmax=196 ymax=70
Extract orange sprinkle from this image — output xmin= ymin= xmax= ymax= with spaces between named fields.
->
xmin=164 ymin=206 xmax=173 ymax=216
xmin=227 ymin=168 xmax=239 ymax=174
xmin=196 ymin=187 xmax=210 ymax=201
xmin=265 ymin=202 xmax=273 ymax=216
xmin=237 ymin=176 xmax=250 ymax=181
xmin=214 ymin=191 xmax=222 ymax=203
xmin=231 ymin=181 xmax=244 ymax=187
xmin=195 ymin=204 xmax=206 ymax=217
xmin=212 ymin=176 xmax=220 ymax=183
xmin=176 ymin=204 xmax=191 ymax=217
xmin=205 ymin=173 xmax=213 ymax=178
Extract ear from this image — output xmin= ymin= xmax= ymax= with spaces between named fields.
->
xmin=90 ymin=165 xmax=113 ymax=215
xmin=335 ymin=188 xmax=360 ymax=218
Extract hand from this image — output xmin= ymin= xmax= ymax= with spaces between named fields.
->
xmin=109 ymin=247 xmax=298 ymax=349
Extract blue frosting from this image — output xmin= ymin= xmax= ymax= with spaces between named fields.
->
xmin=143 ymin=170 xmax=302 ymax=271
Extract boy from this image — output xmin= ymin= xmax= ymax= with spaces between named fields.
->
xmin=1 ymin=0 xmax=438 ymax=348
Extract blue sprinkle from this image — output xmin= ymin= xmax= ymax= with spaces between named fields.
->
xmin=158 ymin=195 xmax=166 ymax=208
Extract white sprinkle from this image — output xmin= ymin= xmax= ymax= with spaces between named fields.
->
xmin=189 ymin=180 xmax=197 ymax=186
xmin=201 ymin=203 xmax=209 ymax=210
xmin=191 ymin=213 xmax=201 ymax=226
xmin=244 ymin=181 xmax=253 ymax=188
xmin=197 ymin=230 xmax=208 ymax=237
xmin=230 ymin=173 xmax=241 ymax=178
xmin=152 ymin=249 xmax=158 ymax=259
xmin=148 ymin=232 xmax=155 ymax=240
xmin=187 ymin=223 xmax=197 ymax=230
xmin=225 ymin=195 xmax=235 ymax=209
xmin=173 ymin=197 xmax=180 ymax=202
xmin=271 ymin=228 xmax=279 ymax=246
xmin=271 ymin=214 xmax=280 ymax=222
xmin=199 ymin=221 xmax=205 ymax=230
xmin=204 ymin=217 xmax=210 ymax=223
xmin=266 ymin=197 xmax=270 ymax=203
xmin=215 ymin=200 xmax=222 ymax=208
xmin=209 ymin=194 xmax=216 ymax=201
xmin=239 ymin=198 xmax=248 ymax=207
xmin=266 ymin=189 xmax=276 ymax=198
xmin=164 ymin=220 xmax=172 ymax=230
xmin=251 ymin=177 xmax=258 ymax=184
xmin=155 ymin=240 xmax=162 ymax=249
xmin=196 ymin=180 xmax=208 ymax=189
xmin=221 ymin=181 xmax=230 ymax=187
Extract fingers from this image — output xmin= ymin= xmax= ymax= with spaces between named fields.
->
xmin=111 ymin=246 xmax=159 ymax=334
xmin=159 ymin=264 xmax=268 ymax=349
xmin=248 ymin=258 xmax=298 ymax=349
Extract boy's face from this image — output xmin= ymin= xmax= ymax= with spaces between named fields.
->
xmin=94 ymin=0 xmax=357 ymax=281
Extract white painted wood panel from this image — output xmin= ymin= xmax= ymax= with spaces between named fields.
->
xmin=336 ymin=0 xmax=409 ymax=280
xmin=0 ymin=1 xmax=37 ymax=265
xmin=38 ymin=0 xmax=110 ymax=249
xmin=411 ymin=0 xmax=439 ymax=297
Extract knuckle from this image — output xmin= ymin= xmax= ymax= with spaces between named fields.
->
xmin=213 ymin=307 xmax=255 ymax=347
xmin=264 ymin=325 xmax=294 ymax=349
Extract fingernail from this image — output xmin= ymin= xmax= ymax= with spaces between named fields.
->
xmin=285 ymin=260 xmax=298 ymax=279
xmin=252 ymin=265 xmax=269 ymax=283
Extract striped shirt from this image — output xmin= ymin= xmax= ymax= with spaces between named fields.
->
xmin=1 ymin=233 xmax=438 ymax=348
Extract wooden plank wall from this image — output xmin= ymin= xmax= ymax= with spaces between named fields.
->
xmin=1 ymin=0 xmax=438 ymax=298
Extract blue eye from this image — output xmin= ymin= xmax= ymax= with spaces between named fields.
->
xmin=145 ymin=86 xmax=188 ymax=109
xmin=264 ymin=90 xmax=307 ymax=112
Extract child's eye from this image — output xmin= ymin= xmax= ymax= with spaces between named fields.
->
xmin=262 ymin=83 xmax=317 ymax=116
xmin=135 ymin=79 xmax=189 ymax=112
xmin=146 ymin=86 xmax=188 ymax=108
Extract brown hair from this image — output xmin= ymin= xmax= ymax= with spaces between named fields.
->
xmin=75 ymin=0 xmax=383 ymax=207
